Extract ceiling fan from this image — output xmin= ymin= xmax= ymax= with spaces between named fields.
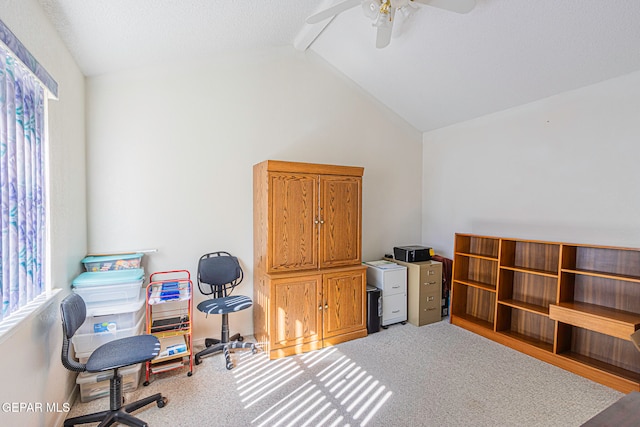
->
xmin=306 ymin=0 xmax=476 ymax=49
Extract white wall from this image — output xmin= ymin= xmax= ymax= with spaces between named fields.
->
xmin=85 ymin=49 xmax=423 ymax=343
xmin=0 ymin=1 xmax=87 ymax=426
xmin=422 ymin=70 xmax=640 ymax=257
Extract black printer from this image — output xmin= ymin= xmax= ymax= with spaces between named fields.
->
xmin=393 ymin=245 xmax=434 ymax=262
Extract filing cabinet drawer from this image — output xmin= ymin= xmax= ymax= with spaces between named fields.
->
xmin=366 ymin=264 xmax=407 ymax=296
xmin=381 ymin=292 xmax=407 ymax=326
xmin=381 ymin=270 xmax=407 ymax=297
xmin=420 ymin=263 xmax=442 ymax=292
xmin=419 ymin=291 xmax=441 ymax=326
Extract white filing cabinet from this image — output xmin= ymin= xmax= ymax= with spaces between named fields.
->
xmin=365 ymin=261 xmax=407 ymax=326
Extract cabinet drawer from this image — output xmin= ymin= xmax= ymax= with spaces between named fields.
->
xmin=418 ymin=291 xmax=441 ymax=326
xmin=549 ymin=302 xmax=640 ymax=341
xmin=420 ymin=277 xmax=440 ymax=295
xmin=367 ymin=267 xmax=406 ymax=296
xmin=382 ymin=293 xmax=407 ymax=326
xmin=420 ymin=264 xmax=441 ymax=291
xmin=382 ymin=277 xmax=406 ymax=296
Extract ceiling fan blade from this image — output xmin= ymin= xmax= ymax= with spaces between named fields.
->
xmin=411 ymin=0 xmax=476 ymax=14
xmin=306 ymin=0 xmax=362 ymax=24
xmin=375 ymin=7 xmax=396 ymax=49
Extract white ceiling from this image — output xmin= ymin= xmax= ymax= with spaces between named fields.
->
xmin=37 ymin=0 xmax=640 ymax=132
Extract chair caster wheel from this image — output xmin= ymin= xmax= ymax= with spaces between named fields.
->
xmin=238 ymin=336 xmax=244 ymax=342
xmin=187 ymin=371 xmax=193 ymax=377
xmin=143 ymin=381 xmax=150 ymax=386
xmin=157 ymin=397 xmax=168 ymax=408
xmin=194 ymin=357 xmax=201 ymax=366
xmin=226 ymin=362 xmax=233 ymax=370
xmin=252 ymin=346 xmax=258 ymax=354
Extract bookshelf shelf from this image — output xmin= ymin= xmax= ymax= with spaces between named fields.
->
xmin=451 ymin=233 xmax=640 ymax=393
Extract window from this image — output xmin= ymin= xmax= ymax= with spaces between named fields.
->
xmin=0 ymin=20 xmax=57 ymax=326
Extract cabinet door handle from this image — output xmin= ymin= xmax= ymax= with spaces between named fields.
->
xmin=324 ymin=304 xmax=329 ymax=309
xmin=392 ymin=285 xmax=400 ymax=289
xmin=392 ymin=310 xmax=400 ymax=313
xmin=428 ymin=270 xmax=435 ymax=275
xmin=318 ymin=305 xmax=323 ymax=310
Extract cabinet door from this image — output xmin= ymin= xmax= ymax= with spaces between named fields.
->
xmin=319 ymin=176 xmax=362 ymax=268
xmin=322 ymin=269 xmax=366 ymax=339
xmin=270 ymin=275 xmax=323 ymax=350
xmin=268 ymin=172 xmax=318 ymax=272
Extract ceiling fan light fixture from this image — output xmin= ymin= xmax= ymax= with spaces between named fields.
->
xmin=306 ymin=0 xmax=477 ymax=49
xmin=373 ymin=1 xmax=393 ymax=27
xmin=374 ymin=11 xmax=392 ymax=28
xmin=362 ymin=0 xmax=381 ymax=19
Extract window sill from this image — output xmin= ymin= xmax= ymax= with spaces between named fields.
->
xmin=0 ymin=288 xmax=62 ymax=345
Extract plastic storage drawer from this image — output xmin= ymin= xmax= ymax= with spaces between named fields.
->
xmin=76 ymin=294 xmax=145 ymax=335
xmin=82 ymin=253 xmax=143 ymax=272
xmin=72 ymin=311 xmax=145 ymax=355
xmin=72 ymin=269 xmax=144 ymax=307
xmin=76 ymin=364 xmax=141 ymax=403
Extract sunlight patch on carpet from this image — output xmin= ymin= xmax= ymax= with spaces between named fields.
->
xmin=234 ymin=347 xmax=392 ymax=426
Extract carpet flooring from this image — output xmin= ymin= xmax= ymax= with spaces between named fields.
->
xmin=65 ymin=320 xmax=623 ymax=426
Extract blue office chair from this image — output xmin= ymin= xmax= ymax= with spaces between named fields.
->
xmin=61 ymin=293 xmax=167 ymax=427
xmin=193 ymin=251 xmax=257 ymax=369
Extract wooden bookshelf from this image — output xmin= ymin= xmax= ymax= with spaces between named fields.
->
xmin=451 ymin=234 xmax=640 ymax=393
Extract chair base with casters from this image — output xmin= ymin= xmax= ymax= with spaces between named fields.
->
xmin=61 ymin=293 xmax=167 ymax=427
xmin=194 ymin=294 xmax=257 ymax=369
xmin=65 ymin=369 xmax=166 ymax=427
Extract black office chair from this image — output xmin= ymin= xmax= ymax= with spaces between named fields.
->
xmin=193 ymin=251 xmax=256 ymax=369
xmin=61 ymin=293 xmax=167 ymax=427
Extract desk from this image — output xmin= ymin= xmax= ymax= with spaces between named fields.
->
xmin=581 ymin=392 xmax=640 ymax=426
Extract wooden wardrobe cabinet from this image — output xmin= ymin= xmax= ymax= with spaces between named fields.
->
xmin=253 ymin=160 xmax=367 ymax=359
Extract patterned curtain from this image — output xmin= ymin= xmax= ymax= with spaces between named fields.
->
xmin=0 ymin=44 xmax=46 ymax=321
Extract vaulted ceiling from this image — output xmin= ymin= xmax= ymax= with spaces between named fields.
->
xmin=37 ymin=0 xmax=640 ymax=132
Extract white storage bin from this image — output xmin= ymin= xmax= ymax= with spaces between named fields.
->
xmin=77 ymin=294 xmax=145 ymax=335
xmin=72 ymin=311 xmax=145 ymax=355
xmin=72 ymin=269 xmax=145 ymax=307
xmin=76 ymin=363 xmax=142 ymax=403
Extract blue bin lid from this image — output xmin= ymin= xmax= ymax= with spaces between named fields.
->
xmin=82 ymin=253 xmax=143 ymax=263
xmin=72 ymin=268 xmax=145 ymax=287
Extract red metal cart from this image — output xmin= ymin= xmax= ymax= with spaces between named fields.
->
xmin=144 ymin=270 xmax=193 ymax=385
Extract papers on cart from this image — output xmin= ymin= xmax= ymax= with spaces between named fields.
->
xmin=147 ymin=280 xmax=190 ymax=305
xmin=157 ymin=335 xmax=188 ymax=358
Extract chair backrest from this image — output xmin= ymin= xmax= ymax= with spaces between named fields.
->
xmin=60 ymin=293 xmax=87 ymax=372
xmin=197 ymin=252 xmax=243 ymax=297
